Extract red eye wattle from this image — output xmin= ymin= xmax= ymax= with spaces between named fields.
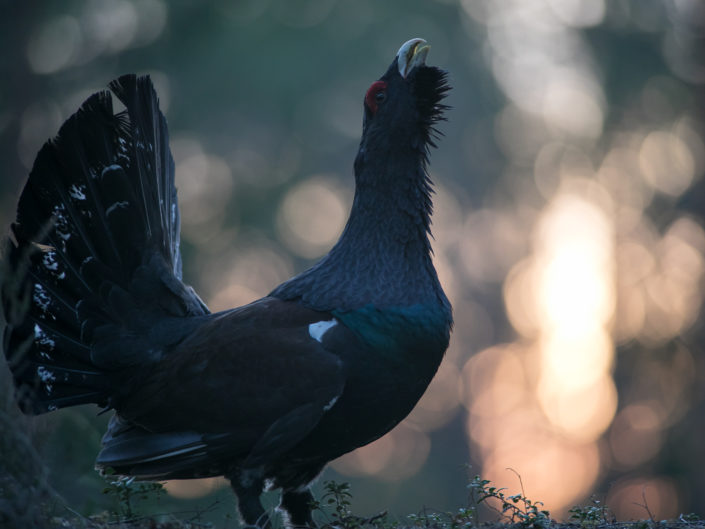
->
xmin=365 ymin=81 xmax=388 ymax=114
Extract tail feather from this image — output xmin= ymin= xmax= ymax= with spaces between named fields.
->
xmin=109 ymin=75 xmax=180 ymax=278
xmin=2 ymin=74 xmax=207 ymax=415
xmin=18 ymin=94 xmax=129 ymax=278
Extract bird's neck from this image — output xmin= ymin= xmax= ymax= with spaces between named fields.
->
xmin=269 ymin=130 xmax=452 ymax=320
xmin=320 ymin=164 xmax=451 ymax=353
xmin=270 ymin=153 xmax=447 ymax=313
xmin=337 ymin=164 xmax=433 ymax=258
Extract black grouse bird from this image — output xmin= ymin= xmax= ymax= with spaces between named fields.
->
xmin=1 ymin=38 xmax=452 ymax=526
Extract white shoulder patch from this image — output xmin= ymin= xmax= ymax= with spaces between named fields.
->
xmin=308 ymin=319 xmax=337 ymax=343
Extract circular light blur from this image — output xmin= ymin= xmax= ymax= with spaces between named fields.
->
xmin=277 ymin=176 xmax=348 ymax=258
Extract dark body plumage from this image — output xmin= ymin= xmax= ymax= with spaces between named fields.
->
xmin=1 ymin=40 xmax=451 ymax=526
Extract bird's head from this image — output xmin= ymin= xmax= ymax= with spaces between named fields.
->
xmin=358 ymin=38 xmax=450 ymax=166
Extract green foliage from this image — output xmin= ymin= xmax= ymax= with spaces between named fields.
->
xmin=314 ymin=476 xmax=550 ymax=529
xmin=569 ymin=497 xmax=613 ymax=528
xmin=407 ymin=506 xmax=476 ymax=529
xmin=312 ymin=475 xmax=551 ymax=529
xmin=317 ymin=480 xmax=358 ymax=528
xmin=101 ymin=469 xmax=165 ymax=521
xmin=311 ymin=480 xmax=395 ymax=529
xmin=310 ymin=479 xmax=705 ymax=529
xmin=468 ymin=474 xmax=551 ymax=529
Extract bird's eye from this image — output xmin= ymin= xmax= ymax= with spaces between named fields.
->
xmin=365 ymin=81 xmax=388 ymax=114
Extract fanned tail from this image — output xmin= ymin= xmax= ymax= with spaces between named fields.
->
xmin=1 ymin=75 xmax=208 ymax=415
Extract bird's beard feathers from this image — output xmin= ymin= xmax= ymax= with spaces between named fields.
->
xmin=411 ymin=66 xmax=451 ymax=153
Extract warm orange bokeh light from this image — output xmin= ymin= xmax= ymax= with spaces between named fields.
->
xmin=332 ymin=423 xmax=431 ymax=481
xmin=607 ymin=477 xmax=680 ymax=519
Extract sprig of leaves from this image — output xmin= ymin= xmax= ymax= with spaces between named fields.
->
xmin=101 ymin=468 xmax=165 ymax=520
xmin=311 ymin=481 xmax=394 ymax=529
xmin=468 ymin=474 xmax=551 ymax=529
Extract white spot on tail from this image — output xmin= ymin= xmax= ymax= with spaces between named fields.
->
xmin=101 ymin=164 xmax=123 ymax=177
xmin=69 ymin=184 xmax=86 ymax=200
xmin=37 ymin=366 xmax=55 ymax=382
xmin=41 ymin=252 xmax=65 ymax=283
xmin=52 ymin=204 xmax=71 ymax=243
xmin=34 ymin=324 xmax=56 ymax=351
xmin=323 ymin=396 xmax=339 ymax=411
xmin=308 ymin=320 xmax=337 ymax=343
xmin=136 ymin=140 xmax=154 ymax=152
xmin=79 ymin=256 xmax=94 ymax=274
xmin=42 ymin=252 xmax=58 ymax=271
xmin=37 ymin=366 xmax=56 ymax=394
xmin=33 ymin=284 xmax=50 ymax=312
xmin=106 ymin=201 xmax=129 ymax=216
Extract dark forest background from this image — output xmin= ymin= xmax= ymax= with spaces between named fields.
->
xmin=1 ymin=0 xmax=705 ymax=524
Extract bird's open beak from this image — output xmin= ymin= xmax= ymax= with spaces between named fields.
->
xmin=397 ymin=38 xmax=430 ymax=79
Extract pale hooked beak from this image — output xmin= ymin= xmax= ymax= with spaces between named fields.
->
xmin=397 ymin=38 xmax=430 ymax=79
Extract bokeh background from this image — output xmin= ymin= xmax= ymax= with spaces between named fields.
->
xmin=1 ymin=0 xmax=705 ymax=523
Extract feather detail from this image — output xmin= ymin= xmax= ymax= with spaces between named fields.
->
xmin=2 ymin=75 xmax=205 ymax=415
